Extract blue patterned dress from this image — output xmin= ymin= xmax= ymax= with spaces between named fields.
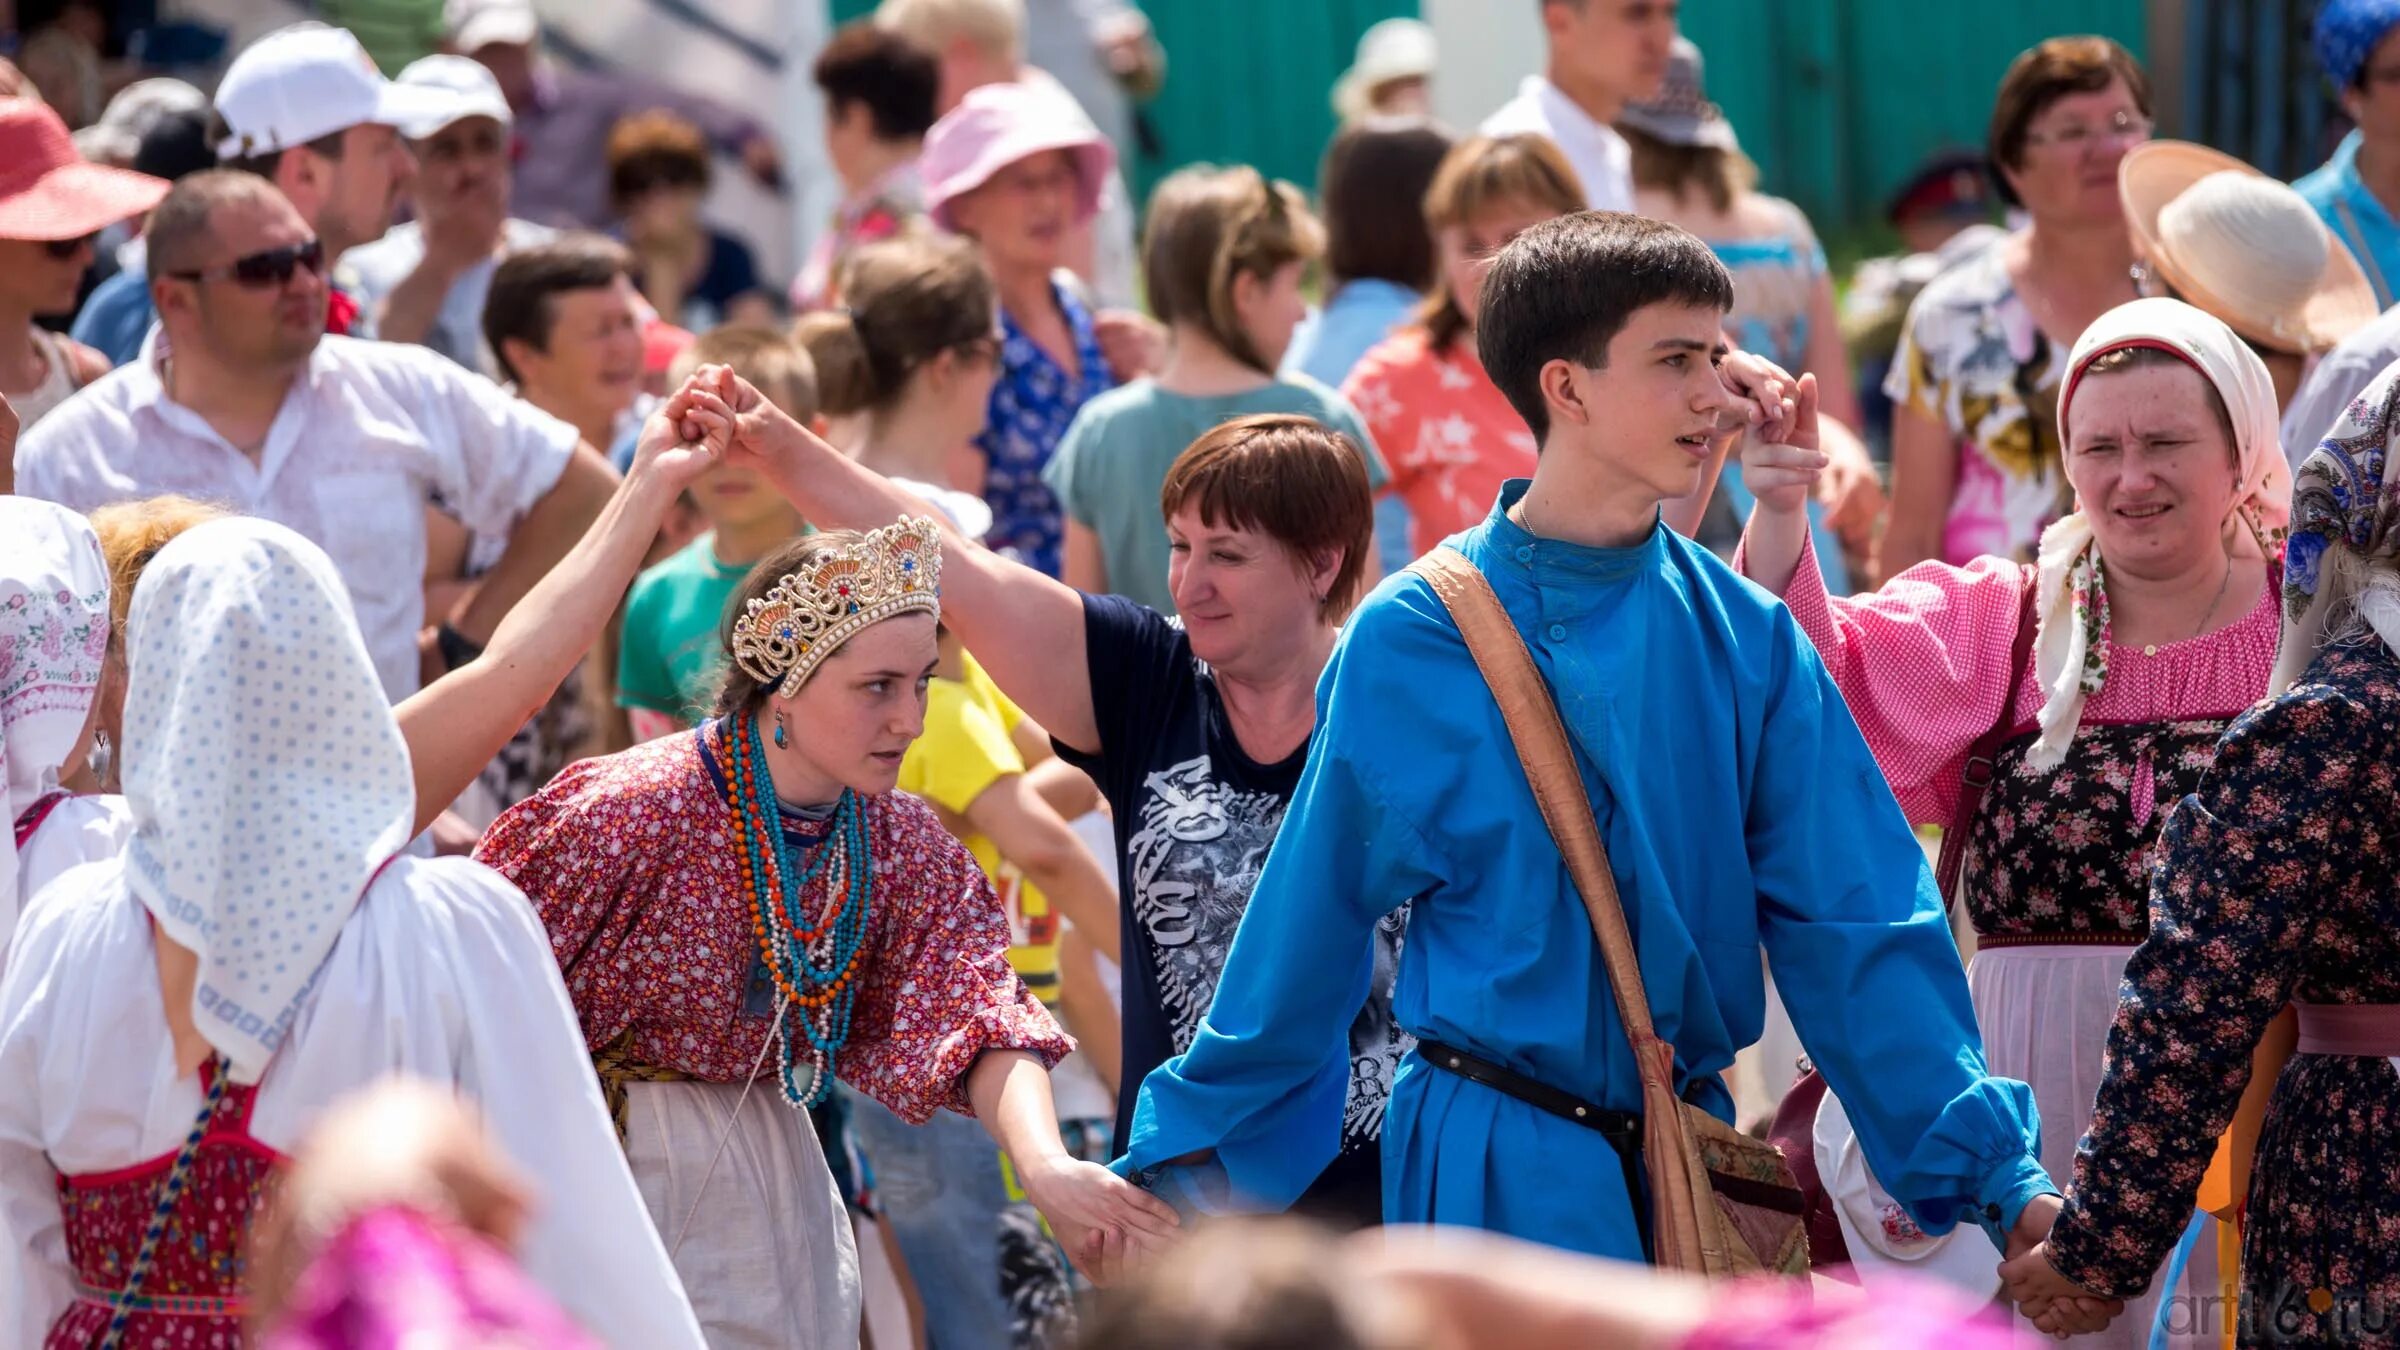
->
xmin=979 ymin=280 xmax=1114 ymax=577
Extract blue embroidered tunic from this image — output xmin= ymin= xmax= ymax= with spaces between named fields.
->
xmin=1117 ymin=480 xmax=2055 ymax=1259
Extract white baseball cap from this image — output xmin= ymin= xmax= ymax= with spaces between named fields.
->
xmin=444 ymin=0 xmax=541 ymax=54
xmin=393 ymin=55 xmax=513 ymax=138
xmin=213 ymin=23 xmax=457 ymax=160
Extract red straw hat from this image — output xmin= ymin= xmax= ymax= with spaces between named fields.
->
xmin=0 ymin=97 xmax=171 ymax=241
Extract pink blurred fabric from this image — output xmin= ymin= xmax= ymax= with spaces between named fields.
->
xmin=259 ymin=1206 xmax=601 ymax=1350
xmin=1679 ymin=1274 xmax=2017 ymax=1349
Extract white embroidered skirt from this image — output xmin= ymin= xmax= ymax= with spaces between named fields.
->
xmin=1971 ymin=942 xmax=2219 ymax=1350
xmin=621 ymin=1078 xmax=862 ymax=1350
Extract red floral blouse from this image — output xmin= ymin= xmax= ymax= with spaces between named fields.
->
xmin=475 ymin=728 xmax=1071 ymax=1123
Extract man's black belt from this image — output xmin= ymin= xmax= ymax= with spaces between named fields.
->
xmin=1417 ymin=1039 xmax=1652 ymax=1258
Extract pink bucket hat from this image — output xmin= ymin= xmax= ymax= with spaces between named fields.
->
xmin=0 ymin=98 xmax=171 ymax=241
xmin=920 ymin=81 xmax=1115 ymax=232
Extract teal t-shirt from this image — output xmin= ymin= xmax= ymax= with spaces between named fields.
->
xmin=617 ymin=533 xmax=754 ymax=721
xmin=1041 ymin=376 xmax=1387 ymax=614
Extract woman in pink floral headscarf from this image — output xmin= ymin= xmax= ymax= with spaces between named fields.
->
xmin=1738 ymin=296 xmax=2290 ymax=1347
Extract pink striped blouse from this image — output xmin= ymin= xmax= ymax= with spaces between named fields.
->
xmin=1740 ymin=532 xmax=2282 ymax=827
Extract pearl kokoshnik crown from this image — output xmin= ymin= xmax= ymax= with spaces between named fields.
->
xmin=731 ymin=516 xmax=944 ymax=699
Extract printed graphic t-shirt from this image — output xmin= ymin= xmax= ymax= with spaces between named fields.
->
xmin=1055 ymin=593 xmax=1409 ymax=1214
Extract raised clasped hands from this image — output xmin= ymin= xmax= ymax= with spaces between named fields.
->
xmin=1715 ymin=348 xmax=1804 ymax=447
xmin=1998 ymin=1194 xmax=2125 ymax=1339
xmin=621 ymin=364 xmax=770 ymax=501
xmin=623 ymin=370 xmax=737 ymax=494
xmin=1720 ymin=349 xmax=1826 ymax=520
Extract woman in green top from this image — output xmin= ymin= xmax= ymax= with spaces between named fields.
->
xmin=1044 ymin=166 xmax=1389 ymax=614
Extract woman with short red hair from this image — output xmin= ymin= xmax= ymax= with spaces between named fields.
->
xmin=703 ymin=376 xmax=1409 ymax=1230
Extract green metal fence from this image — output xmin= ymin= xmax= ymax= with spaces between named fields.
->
xmin=1682 ymin=0 xmax=2149 ymax=231
xmin=831 ymin=0 xmax=1414 ymax=202
xmin=831 ymin=0 xmax=2149 ymax=232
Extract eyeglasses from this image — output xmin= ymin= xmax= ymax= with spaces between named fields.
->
xmin=42 ymin=233 xmax=95 ymax=261
xmin=2023 ymin=109 xmax=2152 ymax=153
xmin=171 ymin=238 xmax=326 ymax=288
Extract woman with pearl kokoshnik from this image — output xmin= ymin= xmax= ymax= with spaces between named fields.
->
xmin=479 ymin=515 xmax=1178 ymax=1348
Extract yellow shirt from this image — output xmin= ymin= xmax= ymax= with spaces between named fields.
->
xmin=897 ymin=654 xmax=1061 ymax=1004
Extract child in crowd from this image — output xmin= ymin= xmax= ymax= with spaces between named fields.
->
xmin=616 ymin=326 xmax=818 ymax=739
xmin=794 ymin=230 xmax=1005 ymax=535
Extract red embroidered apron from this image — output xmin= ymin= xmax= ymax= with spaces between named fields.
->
xmin=46 ymin=1056 xmax=284 ymax=1347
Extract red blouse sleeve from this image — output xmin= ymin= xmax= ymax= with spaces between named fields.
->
xmin=838 ymin=798 xmax=1073 ymax=1124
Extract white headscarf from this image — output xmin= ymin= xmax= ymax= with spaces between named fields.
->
xmin=2276 ymin=355 xmax=2400 ymax=692
xmin=1 ymin=499 xmax=111 ymax=906
xmin=122 ymin=518 xmax=414 ymax=1083
xmin=2025 ymin=298 xmax=2293 ymax=770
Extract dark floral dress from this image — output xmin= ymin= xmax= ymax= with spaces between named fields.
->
xmin=2046 ymin=638 xmax=2400 ymax=1346
xmin=1961 ymin=719 xmax=2231 ymax=939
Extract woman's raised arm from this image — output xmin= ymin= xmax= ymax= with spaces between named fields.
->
xmin=704 ymin=366 xmax=1106 ymax=754
xmin=394 ymin=391 xmax=727 ymax=833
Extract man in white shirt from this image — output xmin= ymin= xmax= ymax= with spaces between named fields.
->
xmin=1480 ymin=0 xmax=1679 ymax=213
xmin=346 ymin=55 xmax=555 ymax=377
xmin=79 ymin=23 xmax=441 ymax=353
xmin=13 ymin=170 xmax=617 ymax=702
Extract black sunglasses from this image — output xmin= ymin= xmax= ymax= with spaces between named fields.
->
xmin=42 ymin=233 xmax=96 ymax=260
xmin=172 ymin=238 xmax=326 ymax=288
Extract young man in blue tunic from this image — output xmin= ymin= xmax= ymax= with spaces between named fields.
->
xmin=1112 ymin=211 xmax=2062 ymax=1265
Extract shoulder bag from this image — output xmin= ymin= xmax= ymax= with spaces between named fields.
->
xmin=1409 ymin=548 xmax=1808 ymax=1278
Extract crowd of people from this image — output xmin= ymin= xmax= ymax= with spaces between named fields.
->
xmin=6 ymin=0 xmax=2400 ymax=1346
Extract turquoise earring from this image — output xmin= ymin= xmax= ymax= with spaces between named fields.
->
xmin=773 ymin=709 xmax=789 ymax=749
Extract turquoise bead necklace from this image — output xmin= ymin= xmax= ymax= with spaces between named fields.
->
xmin=723 ymin=712 xmax=877 ymax=1108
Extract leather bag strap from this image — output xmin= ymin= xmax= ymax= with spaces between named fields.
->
xmin=1409 ymin=547 xmax=1710 ymax=1268
xmin=1932 ymin=564 xmax=2039 ymax=906
xmin=1408 ymin=548 xmax=1659 ymax=1041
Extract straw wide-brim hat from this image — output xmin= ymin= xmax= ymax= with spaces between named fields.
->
xmin=1332 ymin=19 xmax=1437 ymax=122
xmin=2121 ymin=140 xmax=2378 ymax=354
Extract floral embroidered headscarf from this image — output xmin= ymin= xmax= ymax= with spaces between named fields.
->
xmin=2275 ymin=355 xmax=2400 ymax=693
xmin=2028 ymin=298 xmax=2291 ymax=771
xmin=0 ymin=497 xmax=111 ymax=908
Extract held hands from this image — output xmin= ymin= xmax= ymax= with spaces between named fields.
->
xmin=626 ymin=373 xmax=740 ymax=493
xmin=1717 ymin=348 xmax=1807 ymax=447
xmin=1997 ymin=1196 xmax=2125 ymax=1339
xmin=1016 ymin=1154 xmax=1181 ymax=1285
